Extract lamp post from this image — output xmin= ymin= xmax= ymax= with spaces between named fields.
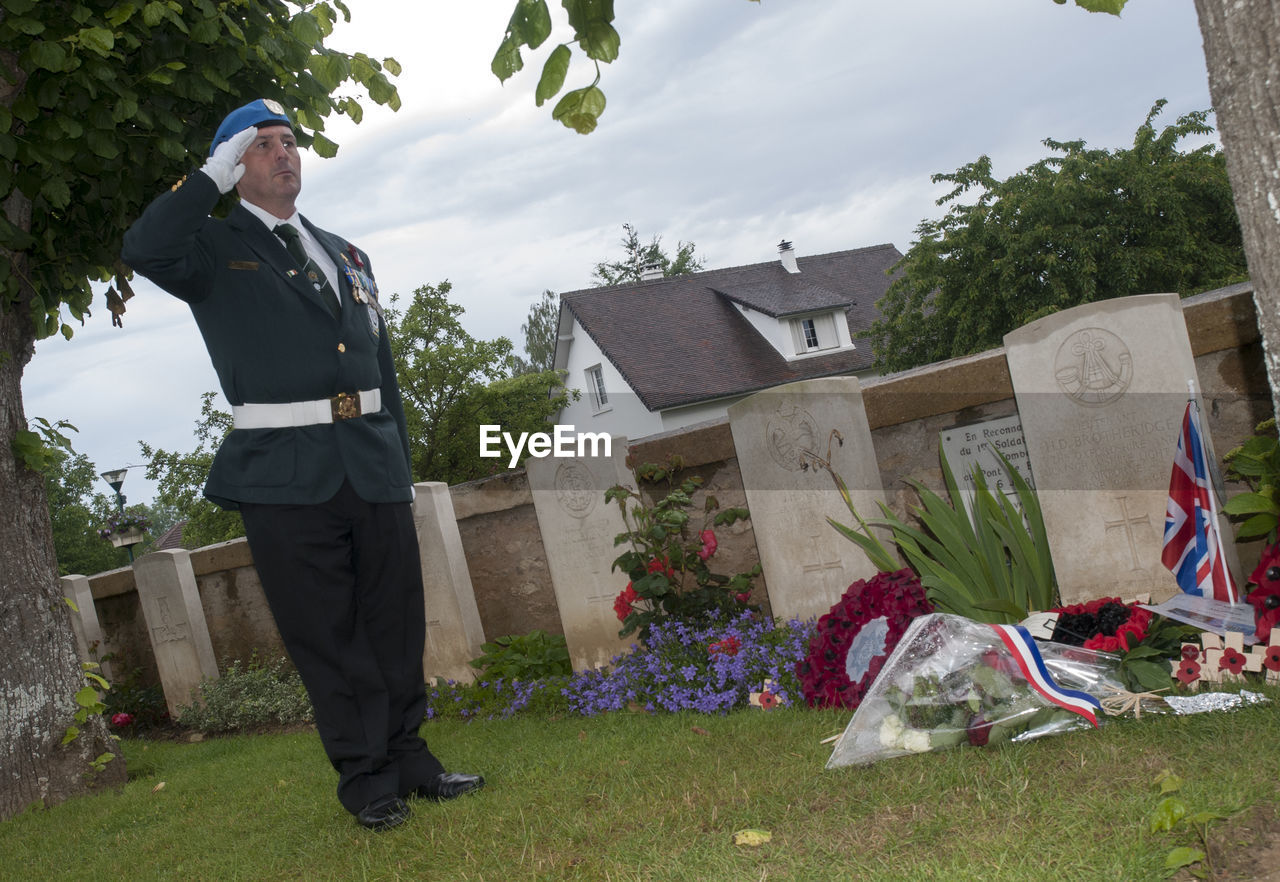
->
xmin=99 ymin=467 xmax=134 ymax=562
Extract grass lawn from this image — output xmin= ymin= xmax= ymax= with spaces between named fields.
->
xmin=2 ymin=695 xmax=1278 ymax=881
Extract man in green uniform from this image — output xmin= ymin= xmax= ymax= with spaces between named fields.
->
xmin=122 ymin=99 xmax=483 ymax=831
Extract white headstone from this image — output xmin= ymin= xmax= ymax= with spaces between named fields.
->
xmin=527 ymin=444 xmax=637 ymax=670
xmin=727 ymin=377 xmax=889 ymax=622
xmin=413 ymin=481 xmax=487 ymax=683
xmin=132 ymin=549 xmax=219 ymax=716
xmin=1004 ymin=293 xmax=1206 ymax=604
xmin=60 ymin=574 xmax=113 ymax=680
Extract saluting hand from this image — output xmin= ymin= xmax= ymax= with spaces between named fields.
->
xmin=200 ymin=126 xmax=257 ymax=194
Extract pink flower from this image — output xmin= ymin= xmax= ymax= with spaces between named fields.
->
xmin=111 ymin=712 xmax=134 ymax=727
xmin=735 ymin=591 xmax=751 ymax=604
xmin=697 ymin=530 xmax=718 ymax=561
xmin=709 ymin=636 xmax=741 ymax=657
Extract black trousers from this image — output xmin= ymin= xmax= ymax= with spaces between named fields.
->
xmin=240 ymin=480 xmax=445 ymax=814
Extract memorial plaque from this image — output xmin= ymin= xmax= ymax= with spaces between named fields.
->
xmin=1004 ymin=293 xmax=1208 ymax=604
xmin=414 ymin=482 xmax=487 ymax=683
xmin=940 ymin=414 xmax=1035 ymax=518
xmin=527 ymin=444 xmax=637 ymax=670
xmin=727 ymin=377 xmax=889 ymax=622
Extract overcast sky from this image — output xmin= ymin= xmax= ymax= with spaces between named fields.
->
xmin=23 ymin=0 xmax=1215 ymax=507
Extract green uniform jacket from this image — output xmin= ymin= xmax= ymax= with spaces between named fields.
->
xmin=122 ymin=172 xmax=414 ymax=509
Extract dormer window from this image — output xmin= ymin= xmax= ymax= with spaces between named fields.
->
xmin=791 ymin=312 xmax=838 ymax=354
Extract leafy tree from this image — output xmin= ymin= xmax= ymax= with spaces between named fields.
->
xmin=386 ymin=282 xmax=574 ymax=485
xmin=139 ymin=392 xmax=245 ymax=550
xmin=0 ymin=0 xmax=398 ymax=818
xmin=591 ymin=223 xmax=705 ymax=287
xmin=869 ymin=102 xmax=1246 ymax=373
xmin=44 ymin=450 xmax=130 ymax=577
xmin=509 ymin=288 xmax=560 ymax=376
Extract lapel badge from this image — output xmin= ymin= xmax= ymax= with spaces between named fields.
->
xmin=285 ymin=268 xmax=298 ymax=278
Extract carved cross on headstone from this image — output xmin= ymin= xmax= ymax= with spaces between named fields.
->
xmin=800 ymin=534 xmax=847 ymax=595
xmin=1103 ymin=495 xmax=1152 ymax=571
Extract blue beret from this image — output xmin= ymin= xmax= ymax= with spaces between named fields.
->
xmin=209 ymin=98 xmax=293 ymax=156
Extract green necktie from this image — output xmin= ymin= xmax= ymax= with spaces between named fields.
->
xmin=275 ymin=222 xmax=340 ymax=317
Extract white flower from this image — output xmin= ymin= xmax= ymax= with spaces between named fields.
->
xmin=902 ymin=729 xmax=932 ymax=753
xmin=878 ymin=714 xmax=905 ymax=748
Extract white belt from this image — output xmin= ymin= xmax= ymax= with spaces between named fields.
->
xmin=232 ymin=389 xmax=381 ymax=429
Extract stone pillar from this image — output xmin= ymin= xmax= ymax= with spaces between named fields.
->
xmin=413 ymin=482 xmax=487 ymax=683
xmin=60 ymin=574 xmax=113 ymax=681
xmin=132 ymin=549 xmax=219 ymax=717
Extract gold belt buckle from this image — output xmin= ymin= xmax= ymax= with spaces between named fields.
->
xmin=330 ymin=392 xmax=361 ymax=421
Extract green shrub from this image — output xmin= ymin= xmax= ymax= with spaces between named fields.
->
xmin=470 ymin=630 xmax=572 ymax=680
xmin=177 ymin=656 xmax=313 ymax=733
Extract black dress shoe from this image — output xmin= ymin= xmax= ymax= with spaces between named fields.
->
xmin=356 ymin=794 xmax=411 ymax=831
xmin=410 ymin=772 xmax=485 ymax=802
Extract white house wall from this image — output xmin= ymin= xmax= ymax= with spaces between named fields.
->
xmin=558 ymin=317 xmax=664 ymax=440
xmin=733 ymin=303 xmax=793 ymax=357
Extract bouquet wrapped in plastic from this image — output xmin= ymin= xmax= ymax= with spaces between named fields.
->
xmin=827 ymin=613 xmax=1125 ymax=768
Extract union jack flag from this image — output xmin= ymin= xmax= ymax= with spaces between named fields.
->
xmin=1161 ymin=401 xmax=1237 ymax=602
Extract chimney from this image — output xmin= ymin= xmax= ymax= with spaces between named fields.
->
xmin=639 ymin=259 xmax=664 ymax=281
xmin=778 ymin=240 xmax=799 ymax=274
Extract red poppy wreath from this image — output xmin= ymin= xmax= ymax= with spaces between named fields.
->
xmin=796 ymin=568 xmax=934 ymax=709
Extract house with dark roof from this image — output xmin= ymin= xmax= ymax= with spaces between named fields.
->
xmin=553 ymin=241 xmax=902 ymax=440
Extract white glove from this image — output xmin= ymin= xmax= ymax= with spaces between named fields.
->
xmin=199 ymin=126 xmax=257 ymax=194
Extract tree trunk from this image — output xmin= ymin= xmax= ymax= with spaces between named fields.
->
xmin=0 ymin=51 xmax=126 ymax=821
xmin=1194 ymin=0 xmax=1280 ymax=420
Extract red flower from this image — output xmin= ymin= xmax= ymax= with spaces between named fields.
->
xmin=697 ymin=529 xmax=718 ymax=561
xmin=614 ymin=583 xmax=638 ymax=622
xmin=967 ymin=713 xmax=994 ymax=747
xmin=1264 ymin=646 xmax=1280 ymax=672
xmin=1220 ymin=647 xmax=1247 ymax=675
xmin=796 ymin=569 xmax=934 ymax=710
xmin=709 ymin=636 xmax=741 ymax=657
xmin=1247 ymin=542 xmax=1280 ymax=641
xmin=111 ymin=712 xmax=134 ymax=727
xmin=1175 ymin=658 xmax=1201 ymax=685
xmin=735 ymin=591 xmax=751 ymax=604
xmin=1180 ymin=644 xmax=1200 ymax=661
xmin=646 ymin=557 xmax=675 ymax=578
xmin=758 ymin=691 xmax=778 ymax=710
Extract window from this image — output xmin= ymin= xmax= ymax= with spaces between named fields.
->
xmin=801 ymin=318 xmax=820 ymax=349
xmin=587 ymin=365 xmax=610 ymax=411
xmin=791 ymin=313 xmax=838 ymax=354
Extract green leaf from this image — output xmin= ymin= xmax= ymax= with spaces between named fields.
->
xmin=1073 ymin=0 xmax=1127 ymax=13
xmin=491 ymin=36 xmax=524 ymax=82
xmin=1234 ymin=513 xmax=1278 ymax=540
xmin=1149 ymin=796 xmax=1188 ymax=833
xmin=74 ymin=685 xmax=100 ymax=709
xmin=578 ymin=20 xmax=620 ymax=64
xmin=311 ymin=132 xmax=338 ymax=159
xmin=536 ymin=44 xmax=572 ymax=107
xmin=1163 ymin=847 xmax=1205 ymax=870
xmin=142 ymin=0 xmax=167 ymax=26
xmin=551 ymin=84 xmax=605 ymax=133
xmin=1222 ymin=491 xmax=1279 ymax=516
xmin=77 ymin=27 xmax=116 ymax=55
xmin=507 ymin=0 xmax=552 ymax=50
xmin=7 ymin=16 xmax=45 ymax=35
xmin=27 ymin=40 xmax=67 ymax=72
xmin=61 ymin=726 xmax=80 ymax=746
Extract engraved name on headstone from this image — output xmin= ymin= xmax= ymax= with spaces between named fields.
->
xmin=132 ymin=549 xmax=219 ymax=716
xmin=939 ymin=414 xmax=1035 ymax=517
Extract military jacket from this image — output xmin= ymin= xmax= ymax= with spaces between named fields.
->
xmin=122 ymin=172 xmax=413 ymax=509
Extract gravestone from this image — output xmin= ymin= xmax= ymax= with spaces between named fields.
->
xmin=413 ymin=482 xmax=487 ymax=683
xmin=132 ymin=549 xmax=219 ymax=716
xmin=1004 ymin=293 xmax=1213 ymax=604
xmin=727 ymin=377 xmax=889 ymax=622
xmin=527 ymin=444 xmax=637 ymax=670
xmin=60 ymin=574 xmax=113 ymax=680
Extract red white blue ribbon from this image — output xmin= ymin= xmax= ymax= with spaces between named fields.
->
xmin=990 ymin=624 xmax=1102 ymax=728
